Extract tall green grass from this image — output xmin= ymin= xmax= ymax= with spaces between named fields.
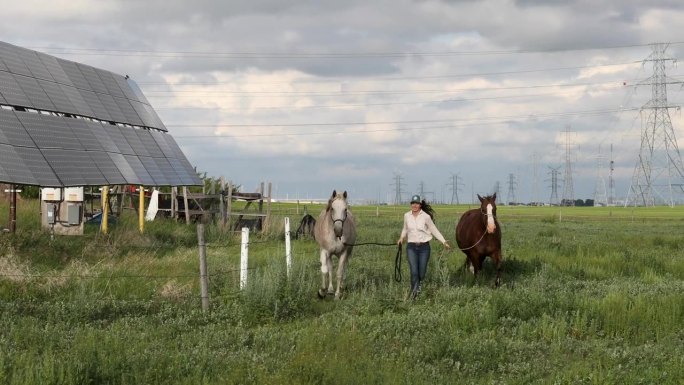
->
xmin=1 ymin=199 xmax=684 ymax=384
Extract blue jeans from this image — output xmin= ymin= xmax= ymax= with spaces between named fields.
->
xmin=406 ymin=242 xmax=431 ymax=294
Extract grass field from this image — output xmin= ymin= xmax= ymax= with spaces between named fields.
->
xmin=1 ymin=199 xmax=683 ymax=384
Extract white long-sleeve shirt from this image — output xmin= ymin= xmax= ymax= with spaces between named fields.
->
xmin=400 ymin=210 xmax=447 ymax=244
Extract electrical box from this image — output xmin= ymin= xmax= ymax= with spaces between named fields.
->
xmin=67 ymin=204 xmax=81 ymax=225
xmin=46 ymin=203 xmax=56 ymax=224
xmin=41 ymin=188 xmax=62 ymax=201
xmin=64 ymin=187 xmax=84 ymax=202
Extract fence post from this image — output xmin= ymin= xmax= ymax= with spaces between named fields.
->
xmin=285 ymin=217 xmax=292 ymax=277
xmin=197 ymin=224 xmax=209 ymax=311
xmin=240 ymin=227 xmax=249 ymax=289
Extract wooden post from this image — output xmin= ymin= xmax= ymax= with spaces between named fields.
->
xmin=9 ymin=184 xmax=16 ymax=233
xmin=197 ymin=224 xmax=209 ymax=311
xmin=263 ymin=182 xmax=272 ymax=232
xmin=258 ymin=182 xmax=264 ymax=211
xmin=139 ymin=185 xmax=144 ymax=233
xmin=285 ymin=217 xmax=292 ymax=278
xmin=219 ymin=176 xmax=226 ymax=228
xmin=226 ymin=182 xmax=233 ymax=230
xmin=101 ymin=186 xmax=109 ymax=234
xmin=171 ymin=186 xmax=177 ymax=219
xmin=183 ymin=186 xmax=190 ymax=224
xmin=240 ymin=227 xmax=249 ymax=289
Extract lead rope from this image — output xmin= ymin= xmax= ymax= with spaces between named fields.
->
xmin=394 ymin=243 xmax=403 ymax=282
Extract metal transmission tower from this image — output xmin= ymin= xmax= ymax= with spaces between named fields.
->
xmin=531 ymin=152 xmax=541 ymax=204
xmin=547 ymin=166 xmax=561 ymax=205
xmin=626 ymin=42 xmax=684 ymax=207
xmin=608 ymin=144 xmax=616 ymax=205
xmin=447 ymin=173 xmax=464 ymax=204
xmin=492 ymin=181 xmax=501 ymax=197
xmin=506 ymin=173 xmax=517 ymax=205
xmin=417 ymin=181 xmax=435 ymax=202
xmin=561 ymin=126 xmax=576 ymax=206
xmin=390 ymin=173 xmax=406 ymax=205
xmin=593 ymin=145 xmax=608 ymax=206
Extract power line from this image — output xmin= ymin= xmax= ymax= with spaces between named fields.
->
xmin=144 ymin=80 xmax=630 ymax=97
xmin=28 ymin=42 xmax=684 ymax=59
xmin=172 ymin=106 xmax=638 ymax=131
xmin=139 ymin=61 xmax=644 ymax=85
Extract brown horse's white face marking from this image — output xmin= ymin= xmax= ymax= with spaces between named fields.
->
xmin=486 ymin=203 xmax=496 ymax=233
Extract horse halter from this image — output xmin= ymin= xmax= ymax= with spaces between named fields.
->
xmin=480 ymin=208 xmax=497 ymax=219
xmin=331 ymin=208 xmax=348 ymax=226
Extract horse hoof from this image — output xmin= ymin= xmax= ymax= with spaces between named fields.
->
xmin=494 ymin=278 xmax=501 ymax=288
xmin=317 ymin=289 xmax=327 ymax=299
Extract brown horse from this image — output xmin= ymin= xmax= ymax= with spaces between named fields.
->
xmin=455 ymin=193 xmax=502 ymax=287
xmin=313 ymin=190 xmax=356 ymax=299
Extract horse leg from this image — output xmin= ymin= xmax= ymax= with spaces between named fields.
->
xmin=318 ymin=250 xmax=331 ymax=298
xmin=493 ymin=250 xmax=502 ymax=288
xmin=334 ymin=252 xmax=348 ymax=300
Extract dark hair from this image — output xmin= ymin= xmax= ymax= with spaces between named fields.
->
xmin=420 ymin=200 xmax=435 ymax=220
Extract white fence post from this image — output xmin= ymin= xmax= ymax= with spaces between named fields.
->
xmin=285 ymin=217 xmax=292 ymax=277
xmin=240 ymin=227 xmax=249 ymax=289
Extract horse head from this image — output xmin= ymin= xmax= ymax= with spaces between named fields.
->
xmin=327 ymin=189 xmax=348 ymax=238
xmin=477 ymin=192 xmax=497 ymax=234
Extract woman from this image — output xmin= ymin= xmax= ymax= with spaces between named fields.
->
xmin=397 ymin=194 xmax=451 ymax=299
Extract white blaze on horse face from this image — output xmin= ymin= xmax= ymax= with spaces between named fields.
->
xmin=331 ymin=197 xmax=346 ymax=238
xmin=486 ymin=203 xmax=496 ymax=233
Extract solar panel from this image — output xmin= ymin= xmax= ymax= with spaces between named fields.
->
xmin=87 ymin=121 xmax=120 ymax=153
xmin=108 ymin=152 xmax=140 ymax=184
xmin=0 ymin=42 xmax=32 ymax=77
xmin=67 ymin=119 xmax=104 ymax=151
xmin=0 ymin=109 xmax=37 ymax=147
xmin=15 ymin=146 xmax=61 ymax=186
xmin=60 ymin=84 xmax=93 ymax=117
xmin=17 ymin=113 xmax=82 ymax=150
xmin=88 ymin=151 xmax=126 ymax=185
xmin=123 ymin=154 xmax=155 ymax=185
xmin=17 ymin=49 xmax=54 ymax=82
xmin=95 ymin=69 xmax=125 ymax=99
xmin=41 ymin=149 xmax=88 ymax=186
xmin=0 ymin=144 xmax=39 ymax=185
xmin=37 ymin=53 xmax=74 ymax=87
xmin=0 ymin=55 xmax=9 ymax=72
xmin=119 ymin=126 xmax=150 ymax=157
xmin=38 ymin=79 xmax=77 ymax=114
xmin=97 ymin=93 xmax=127 ymax=123
xmin=136 ymin=129 xmax=164 ymax=157
xmin=105 ymin=124 xmax=135 ymax=154
xmin=0 ymin=70 xmax=32 ymax=107
xmin=77 ymin=63 xmax=108 ymax=94
xmin=149 ymin=130 xmax=175 ymax=157
xmin=153 ymin=156 xmax=182 ymax=186
xmin=129 ymin=100 xmax=154 ymax=128
xmin=14 ymin=74 xmax=56 ymax=111
xmin=80 ymin=89 xmax=111 ymax=120
xmin=57 ymin=59 xmax=91 ymax=91
xmin=113 ymin=96 xmax=144 ymax=126
xmin=168 ymin=158 xmax=196 ymax=185
xmin=114 ymin=75 xmax=138 ymax=101
xmin=1 ymin=41 xmax=201 ymax=187
xmin=139 ymin=156 xmax=168 ymax=185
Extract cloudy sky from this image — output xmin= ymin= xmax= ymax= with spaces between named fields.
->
xmin=2 ymin=0 xmax=684 ymax=204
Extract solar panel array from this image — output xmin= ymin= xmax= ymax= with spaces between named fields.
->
xmin=0 ymin=41 xmax=201 ymax=187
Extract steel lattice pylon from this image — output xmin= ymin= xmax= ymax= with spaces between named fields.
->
xmin=626 ymin=43 xmax=684 ymax=207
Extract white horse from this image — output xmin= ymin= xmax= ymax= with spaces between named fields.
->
xmin=313 ymin=190 xmax=356 ymax=299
